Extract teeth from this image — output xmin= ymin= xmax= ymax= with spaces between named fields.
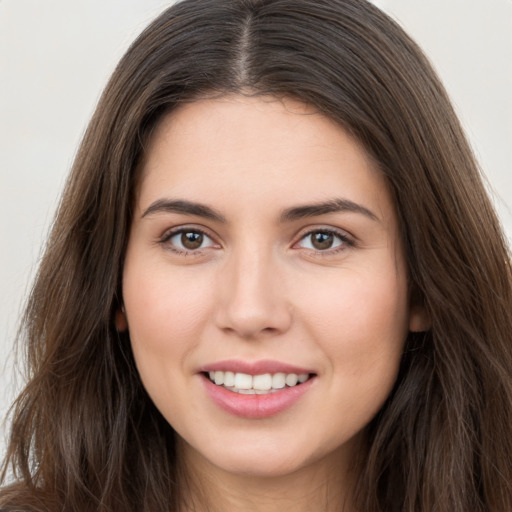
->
xmin=253 ymin=373 xmax=272 ymax=391
xmin=285 ymin=373 xmax=298 ymax=386
xmin=224 ymin=371 xmax=235 ymax=387
xmin=234 ymin=373 xmax=253 ymax=389
xmin=206 ymin=371 xmax=310 ymax=393
xmin=272 ymin=373 xmax=286 ymax=389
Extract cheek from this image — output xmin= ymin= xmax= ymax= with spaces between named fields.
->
xmin=296 ymin=269 xmax=409 ymax=377
xmin=122 ymin=261 xmax=215 ymax=360
xmin=122 ymin=261 xmax=218 ymax=419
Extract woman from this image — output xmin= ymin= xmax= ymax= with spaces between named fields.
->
xmin=1 ymin=0 xmax=511 ymax=510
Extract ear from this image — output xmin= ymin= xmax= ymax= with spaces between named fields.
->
xmin=409 ymin=303 xmax=431 ymax=332
xmin=115 ymin=308 xmax=128 ymax=332
xmin=408 ymin=289 xmax=431 ymax=332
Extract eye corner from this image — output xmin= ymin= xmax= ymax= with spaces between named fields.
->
xmin=292 ymin=226 xmax=356 ymax=254
xmin=158 ymin=225 xmax=222 ymax=256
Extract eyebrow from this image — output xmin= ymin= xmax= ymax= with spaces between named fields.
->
xmin=141 ymin=199 xmax=226 ymax=222
xmin=279 ymin=198 xmax=379 ymax=223
xmin=141 ymin=197 xmax=379 ymax=223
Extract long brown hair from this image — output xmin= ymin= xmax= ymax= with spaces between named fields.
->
xmin=2 ymin=0 xmax=512 ymax=510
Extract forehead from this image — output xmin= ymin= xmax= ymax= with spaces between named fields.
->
xmin=136 ymin=95 xmax=394 ymax=224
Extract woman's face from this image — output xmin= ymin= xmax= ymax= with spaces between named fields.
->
xmin=122 ymin=95 xmax=426 ymax=479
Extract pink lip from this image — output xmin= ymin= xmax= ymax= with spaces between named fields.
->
xmin=198 ymin=359 xmax=316 ymax=419
xmin=199 ymin=359 xmax=314 ymax=375
xmin=202 ymin=376 xmax=314 ymax=419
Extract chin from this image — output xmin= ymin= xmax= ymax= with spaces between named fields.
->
xmin=194 ymin=435 xmax=342 ymax=480
xmin=214 ymin=453 xmax=309 ymax=479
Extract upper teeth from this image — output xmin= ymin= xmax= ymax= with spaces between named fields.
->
xmin=208 ymin=371 xmax=309 ymax=394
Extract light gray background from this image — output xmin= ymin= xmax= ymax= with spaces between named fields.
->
xmin=1 ymin=0 xmax=511 ymax=456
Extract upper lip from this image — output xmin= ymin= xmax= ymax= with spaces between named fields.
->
xmin=199 ymin=359 xmax=315 ymax=376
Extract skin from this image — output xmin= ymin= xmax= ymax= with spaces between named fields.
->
xmin=121 ymin=95 xmax=428 ymax=511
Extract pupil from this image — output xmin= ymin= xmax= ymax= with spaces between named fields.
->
xmin=181 ymin=232 xmax=203 ymax=249
xmin=312 ymin=232 xmax=333 ymax=250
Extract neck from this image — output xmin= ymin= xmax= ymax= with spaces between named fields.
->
xmin=176 ymin=438 xmax=362 ymax=512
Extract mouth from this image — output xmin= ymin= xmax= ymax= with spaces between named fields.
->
xmin=204 ymin=370 xmax=314 ymax=395
xmin=199 ymin=360 xmax=317 ymax=418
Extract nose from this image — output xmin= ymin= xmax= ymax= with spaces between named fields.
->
xmin=214 ymin=246 xmax=292 ymax=339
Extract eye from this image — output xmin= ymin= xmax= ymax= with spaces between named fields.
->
xmin=162 ymin=229 xmax=217 ymax=252
xmin=295 ymin=229 xmax=352 ymax=252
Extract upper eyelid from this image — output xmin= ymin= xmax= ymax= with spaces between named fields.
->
xmin=160 ymin=224 xmax=217 ymax=242
xmin=158 ymin=227 xmax=220 ymax=255
xmin=156 ymin=224 xmax=355 ymax=248
xmin=292 ymin=227 xmax=356 ymax=252
xmin=293 ymin=225 xmax=355 ymax=242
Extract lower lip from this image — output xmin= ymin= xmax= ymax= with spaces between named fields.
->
xmin=201 ymin=374 xmax=315 ymax=419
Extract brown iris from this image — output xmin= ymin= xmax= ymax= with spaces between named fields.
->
xmin=181 ymin=231 xmax=203 ymax=250
xmin=311 ymin=231 xmax=335 ymax=250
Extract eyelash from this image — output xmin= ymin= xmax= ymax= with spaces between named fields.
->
xmin=294 ymin=228 xmax=355 ymax=255
xmin=159 ymin=227 xmax=217 ymax=256
xmin=158 ymin=227 xmax=355 ymax=256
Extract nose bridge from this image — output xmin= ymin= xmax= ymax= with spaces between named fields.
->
xmin=215 ymin=239 xmax=291 ymax=337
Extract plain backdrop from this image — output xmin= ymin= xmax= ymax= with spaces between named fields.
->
xmin=1 ymin=0 xmax=511 ymax=456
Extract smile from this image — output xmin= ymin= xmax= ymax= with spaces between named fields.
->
xmin=206 ymin=371 xmax=310 ymax=394
xmin=200 ymin=363 xmax=317 ymax=419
